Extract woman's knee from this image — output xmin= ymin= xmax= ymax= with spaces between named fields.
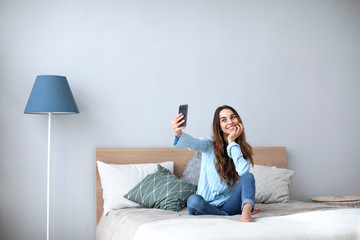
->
xmin=241 ymin=172 xmax=255 ymax=182
xmin=187 ymin=194 xmax=205 ymax=215
xmin=187 ymin=194 xmax=203 ymax=207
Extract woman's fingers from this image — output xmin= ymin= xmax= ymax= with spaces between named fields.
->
xmin=228 ymin=124 xmax=244 ymax=143
xmin=177 ymin=126 xmax=186 ymax=131
xmin=171 ymin=114 xmax=184 ymax=128
xmin=239 ymin=123 xmax=244 ymax=134
xmin=175 ymin=113 xmax=184 ymax=123
xmin=171 ymin=114 xmax=186 ymax=138
xmin=174 ymin=120 xmax=185 ymax=130
xmin=233 ymin=124 xmax=243 ymax=138
xmin=171 ymin=114 xmax=183 ymax=127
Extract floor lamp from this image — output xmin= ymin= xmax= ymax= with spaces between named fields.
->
xmin=24 ymin=75 xmax=79 ymax=240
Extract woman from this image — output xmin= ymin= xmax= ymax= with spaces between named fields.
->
xmin=171 ymin=105 xmax=259 ymax=222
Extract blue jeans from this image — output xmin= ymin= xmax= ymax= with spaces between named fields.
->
xmin=187 ymin=172 xmax=255 ymax=216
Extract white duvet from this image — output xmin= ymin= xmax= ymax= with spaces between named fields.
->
xmin=97 ymin=201 xmax=360 ymax=240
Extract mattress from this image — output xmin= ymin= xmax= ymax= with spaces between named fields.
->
xmin=96 ymin=201 xmax=360 ymax=240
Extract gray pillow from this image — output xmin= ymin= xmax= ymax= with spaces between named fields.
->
xmin=181 ymin=152 xmax=202 ymax=186
xmin=124 ymin=164 xmax=197 ymax=212
xmin=250 ymin=164 xmax=295 ymax=203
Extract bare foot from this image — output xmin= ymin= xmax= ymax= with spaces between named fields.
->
xmin=251 ymin=206 xmax=260 ymax=215
xmin=240 ymin=204 xmax=255 ymax=222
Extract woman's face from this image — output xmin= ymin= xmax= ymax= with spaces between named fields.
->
xmin=219 ymin=109 xmax=239 ymax=136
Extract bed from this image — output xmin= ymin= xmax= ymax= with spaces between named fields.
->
xmin=95 ymin=147 xmax=360 ymax=240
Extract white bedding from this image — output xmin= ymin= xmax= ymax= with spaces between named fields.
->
xmin=97 ymin=201 xmax=360 ymax=240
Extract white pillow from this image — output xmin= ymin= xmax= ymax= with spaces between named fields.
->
xmin=250 ymin=164 xmax=295 ymax=203
xmin=97 ymin=161 xmax=174 ymax=215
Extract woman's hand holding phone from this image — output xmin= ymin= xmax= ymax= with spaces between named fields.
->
xmin=171 ymin=113 xmax=186 ymax=138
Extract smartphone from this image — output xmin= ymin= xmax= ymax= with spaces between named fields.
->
xmin=178 ymin=104 xmax=188 ymax=127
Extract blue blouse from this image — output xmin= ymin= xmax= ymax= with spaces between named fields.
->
xmin=174 ymin=132 xmax=250 ymax=207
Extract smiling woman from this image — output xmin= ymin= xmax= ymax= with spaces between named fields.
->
xmin=212 ymin=106 xmax=254 ymax=189
xmin=171 ymin=105 xmax=257 ymax=222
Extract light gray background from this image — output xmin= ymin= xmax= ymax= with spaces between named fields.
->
xmin=1 ymin=0 xmax=359 ymax=239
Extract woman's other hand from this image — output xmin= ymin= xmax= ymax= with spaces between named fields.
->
xmin=171 ymin=113 xmax=186 ymax=138
xmin=227 ymin=123 xmax=243 ymax=143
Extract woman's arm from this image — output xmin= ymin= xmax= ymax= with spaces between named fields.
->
xmin=171 ymin=114 xmax=211 ymax=152
xmin=227 ymin=142 xmax=250 ymax=176
xmin=174 ymin=132 xmax=211 ymax=152
xmin=226 ymin=123 xmax=250 ymax=175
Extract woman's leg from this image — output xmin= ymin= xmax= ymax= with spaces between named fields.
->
xmin=187 ymin=194 xmax=228 ymax=216
xmin=219 ymin=172 xmax=256 ymax=216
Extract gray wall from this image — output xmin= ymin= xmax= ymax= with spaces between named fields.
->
xmin=1 ymin=0 xmax=359 ymax=239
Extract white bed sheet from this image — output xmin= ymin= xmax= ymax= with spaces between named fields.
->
xmin=97 ymin=201 xmax=360 ymax=240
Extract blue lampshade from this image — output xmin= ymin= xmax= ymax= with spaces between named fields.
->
xmin=24 ymin=75 xmax=79 ymax=114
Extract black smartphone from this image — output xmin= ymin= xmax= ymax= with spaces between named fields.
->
xmin=178 ymin=104 xmax=188 ymax=127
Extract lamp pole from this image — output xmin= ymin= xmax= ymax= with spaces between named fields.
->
xmin=47 ymin=113 xmax=52 ymax=240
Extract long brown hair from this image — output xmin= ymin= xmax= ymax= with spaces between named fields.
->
xmin=212 ymin=105 xmax=254 ymax=188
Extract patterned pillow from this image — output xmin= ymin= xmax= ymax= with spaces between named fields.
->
xmin=180 ymin=152 xmax=202 ymax=186
xmin=124 ymin=164 xmax=197 ymax=212
xmin=250 ymin=164 xmax=295 ymax=203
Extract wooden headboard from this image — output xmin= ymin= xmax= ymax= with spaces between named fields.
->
xmin=95 ymin=147 xmax=286 ymax=224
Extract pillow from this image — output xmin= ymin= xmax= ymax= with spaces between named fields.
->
xmin=180 ymin=151 xmax=202 ymax=186
xmin=124 ymin=164 xmax=197 ymax=212
xmin=97 ymin=161 xmax=174 ymax=215
xmin=250 ymin=164 xmax=295 ymax=203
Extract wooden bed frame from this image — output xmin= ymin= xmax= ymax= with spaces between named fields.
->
xmin=95 ymin=147 xmax=286 ymax=224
